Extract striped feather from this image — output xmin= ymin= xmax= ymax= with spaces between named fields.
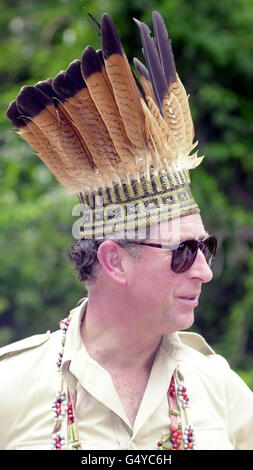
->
xmin=101 ymin=13 xmax=146 ymax=156
xmin=81 ymin=45 xmax=138 ymax=179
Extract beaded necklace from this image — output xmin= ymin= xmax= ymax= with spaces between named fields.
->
xmin=51 ymin=314 xmax=196 ymax=450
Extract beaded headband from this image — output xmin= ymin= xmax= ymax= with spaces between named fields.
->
xmin=6 ymin=11 xmax=203 ymax=239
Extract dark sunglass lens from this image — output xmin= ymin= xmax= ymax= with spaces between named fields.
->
xmin=172 ymin=240 xmax=197 ymax=273
xmin=200 ymin=236 xmax=217 ymax=265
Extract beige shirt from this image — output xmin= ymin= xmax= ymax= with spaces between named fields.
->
xmin=0 ymin=299 xmax=252 ymax=450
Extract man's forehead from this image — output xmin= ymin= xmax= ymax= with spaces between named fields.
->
xmin=147 ymin=213 xmax=208 ymax=243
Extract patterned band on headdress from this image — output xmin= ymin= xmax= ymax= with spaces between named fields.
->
xmin=79 ymin=169 xmax=199 ymax=238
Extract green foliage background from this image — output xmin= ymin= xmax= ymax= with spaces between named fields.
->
xmin=0 ymin=0 xmax=252 ymax=387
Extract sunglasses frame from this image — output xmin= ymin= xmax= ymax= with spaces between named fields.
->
xmin=125 ymin=235 xmax=217 ymax=274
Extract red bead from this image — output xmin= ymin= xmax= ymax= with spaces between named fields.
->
xmin=157 ymin=441 xmax=163 ymax=447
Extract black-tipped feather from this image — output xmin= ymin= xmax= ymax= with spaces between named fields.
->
xmin=16 ymin=86 xmax=55 ymax=118
xmin=52 ymin=71 xmax=74 ymax=101
xmin=101 ymin=13 xmax=123 ymax=59
xmin=35 ymin=79 xmax=60 ymax=103
xmin=52 ymin=62 xmax=86 ymax=102
xmin=81 ymin=46 xmax=102 ymax=80
xmin=6 ymin=100 xmax=27 ymax=128
xmin=65 ymin=60 xmax=85 ymax=94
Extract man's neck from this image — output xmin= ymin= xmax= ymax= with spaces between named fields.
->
xmin=80 ymin=290 xmax=162 ymax=373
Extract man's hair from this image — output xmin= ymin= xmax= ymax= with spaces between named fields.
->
xmin=68 ymin=238 xmax=143 ymax=284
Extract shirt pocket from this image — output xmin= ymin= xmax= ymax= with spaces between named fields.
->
xmin=195 ymin=428 xmax=234 ymax=450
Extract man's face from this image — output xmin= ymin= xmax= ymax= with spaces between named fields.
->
xmin=125 ymin=213 xmax=213 ymax=336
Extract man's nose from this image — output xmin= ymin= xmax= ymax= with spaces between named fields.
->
xmin=188 ymin=248 xmax=214 ymax=282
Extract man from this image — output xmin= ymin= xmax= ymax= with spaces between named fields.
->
xmin=1 ymin=11 xmax=252 ymax=450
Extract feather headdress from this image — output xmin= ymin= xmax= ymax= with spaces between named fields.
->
xmin=6 ymin=11 xmax=203 ymax=238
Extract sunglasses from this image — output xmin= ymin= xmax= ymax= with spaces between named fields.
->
xmin=128 ymin=236 xmax=217 ymax=274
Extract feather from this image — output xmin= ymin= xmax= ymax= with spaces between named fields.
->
xmin=101 ymin=13 xmax=146 ymax=157
xmin=168 ymin=75 xmax=195 ymax=154
xmin=52 ymin=62 xmax=121 ymax=184
xmin=81 ymin=45 xmax=138 ymax=179
xmin=162 ymin=93 xmax=186 ymax=154
xmin=152 ymin=12 xmax=195 ymax=156
xmin=145 ymin=95 xmax=176 ymax=164
xmin=136 ymin=12 xmax=201 ymax=167
xmin=152 ymin=11 xmax=177 ymax=87
xmin=141 ymin=99 xmax=165 ymax=169
xmin=96 ymin=49 xmax=114 ymax=94
xmin=133 ymin=57 xmax=156 ymax=103
xmin=6 ymin=100 xmax=80 ymax=191
xmin=133 ymin=18 xmax=167 ymax=115
xmin=15 ymin=85 xmax=97 ymax=189
xmin=35 ymin=78 xmax=59 ymax=101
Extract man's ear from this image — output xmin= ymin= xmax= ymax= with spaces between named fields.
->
xmin=97 ymin=241 xmax=127 ymax=285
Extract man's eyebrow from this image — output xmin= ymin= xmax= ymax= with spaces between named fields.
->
xmin=178 ymin=231 xmax=210 ymax=242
